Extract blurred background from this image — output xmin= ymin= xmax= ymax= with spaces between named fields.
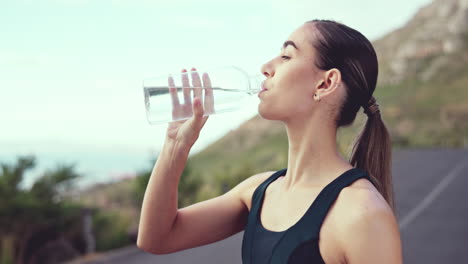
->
xmin=1 ymin=0 xmax=467 ymax=263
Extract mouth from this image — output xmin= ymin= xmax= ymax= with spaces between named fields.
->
xmin=258 ymin=87 xmax=268 ymax=98
xmin=258 ymin=81 xmax=269 ymax=98
xmin=261 ymin=82 xmax=268 ymax=92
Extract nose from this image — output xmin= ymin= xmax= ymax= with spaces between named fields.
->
xmin=260 ymin=60 xmax=274 ymax=78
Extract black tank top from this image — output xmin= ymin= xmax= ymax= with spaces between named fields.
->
xmin=241 ymin=167 xmax=375 ymax=264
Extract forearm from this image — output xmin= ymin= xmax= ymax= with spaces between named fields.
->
xmin=137 ymin=139 xmax=190 ymax=251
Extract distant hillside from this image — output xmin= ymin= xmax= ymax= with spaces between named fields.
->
xmin=374 ymin=0 xmax=468 ymax=84
xmin=372 ymin=0 xmax=468 ymax=147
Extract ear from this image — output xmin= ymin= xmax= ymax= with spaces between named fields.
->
xmin=315 ymin=68 xmax=342 ymax=99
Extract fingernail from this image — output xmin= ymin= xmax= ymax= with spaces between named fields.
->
xmin=191 ymin=67 xmax=197 ymax=71
xmin=182 ymin=69 xmax=187 ymax=72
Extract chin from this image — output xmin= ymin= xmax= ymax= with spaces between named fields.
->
xmin=257 ymin=103 xmax=285 ymax=121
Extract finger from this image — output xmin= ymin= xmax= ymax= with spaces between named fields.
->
xmin=190 ymin=96 xmax=204 ymax=127
xmin=202 ymin=72 xmax=215 ymax=114
xmin=168 ymin=75 xmax=180 ymax=107
xmin=191 ymin=67 xmax=203 ymax=104
xmin=181 ymin=69 xmax=192 ymax=105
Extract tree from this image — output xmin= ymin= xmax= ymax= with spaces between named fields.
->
xmin=0 ymin=155 xmax=83 ymax=264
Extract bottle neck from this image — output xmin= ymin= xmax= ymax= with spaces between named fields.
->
xmin=248 ymin=74 xmax=264 ymax=95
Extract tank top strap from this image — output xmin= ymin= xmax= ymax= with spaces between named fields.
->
xmin=301 ymin=167 xmax=372 ymax=236
xmin=269 ymin=167 xmax=373 ymax=264
xmin=242 ymin=168 xmax=287 ymax=264
xmin=251 ymin=168 xmax=288 ymax=212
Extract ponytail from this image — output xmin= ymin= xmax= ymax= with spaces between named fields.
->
xmin=350 ymin=108 xmax=395 ymax=214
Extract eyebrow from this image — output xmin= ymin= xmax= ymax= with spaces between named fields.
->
xmin=282 ymin=40 xmax=299 ymax=50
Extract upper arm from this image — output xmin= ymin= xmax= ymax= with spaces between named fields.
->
xmin=153 ymin=171 xmax=274 ymax=254
xmin=342 ymin=196 xmax=403 ymax=264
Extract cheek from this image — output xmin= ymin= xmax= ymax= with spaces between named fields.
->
xmin=278 ymin=62 xmax=315 ymax=93
xmin=283 ymin=90 xmax=314 ymax=115
xmin=258 ymin=61 xmax=317 ymax=120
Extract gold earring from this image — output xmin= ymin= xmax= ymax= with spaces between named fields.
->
xmin=315 ymin=93 xmax=320 ymax=101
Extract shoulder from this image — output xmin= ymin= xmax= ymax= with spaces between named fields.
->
xmin=231 ymin=170 xmax=277 ymax=194
xmin=227 ymin=170 xmax=277 ymax=210
xmin=337 ymin=188 xmax=403 ymax=264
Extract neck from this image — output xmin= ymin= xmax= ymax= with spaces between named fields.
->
xmin=282 ymin=114 xmax=353 ymax=192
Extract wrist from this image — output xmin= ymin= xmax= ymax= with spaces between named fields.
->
xmin=163 ymin=138 xmax=192 ymax=155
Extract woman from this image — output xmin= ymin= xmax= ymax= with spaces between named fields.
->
xmin=137 ymin=19 xmax=403 ymax=263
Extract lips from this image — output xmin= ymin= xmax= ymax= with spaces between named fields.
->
xmin=258 ymin=88 xmax=267 ymax=98
xmin=261 ymin=82 xmax=268 ymax=92
xmin=258 ymin=81 xmax=268 ymax=98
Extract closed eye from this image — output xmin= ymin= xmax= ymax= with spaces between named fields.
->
xmin=281 ymin=56 xmax=291 ymax=60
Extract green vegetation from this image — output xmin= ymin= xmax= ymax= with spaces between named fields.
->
xmin=371 ymin=73 xmax=468 ymax=148
xmin=0 ymin=156 xmax=83 ymax=264
xmin=0 ymin=156 xmax=142 ymax=264
xmin=92 ymin=210 xmax=132 ymax=251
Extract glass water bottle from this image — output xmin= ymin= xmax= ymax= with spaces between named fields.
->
xmin=143 ymin=66 xmax=264 ymax=125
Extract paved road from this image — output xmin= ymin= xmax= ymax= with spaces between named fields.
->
xmin=84 ymin=148 xmax=468 ymax=264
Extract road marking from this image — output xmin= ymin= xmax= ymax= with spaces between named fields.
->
xmin=399 ymin=156 xmax=468 ymax=230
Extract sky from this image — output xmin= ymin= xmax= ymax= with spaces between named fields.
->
xmin=0 ymin=0 xmax=433 ymax=187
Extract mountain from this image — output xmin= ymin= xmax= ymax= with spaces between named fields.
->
xmin=372 ymin=0 xmax=468 ymax=147
xmin=374 ymin=0 xmax=468 ymax=84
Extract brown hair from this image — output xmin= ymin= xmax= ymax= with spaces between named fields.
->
xmin=307 ymin=19 xmax=395 ymax=213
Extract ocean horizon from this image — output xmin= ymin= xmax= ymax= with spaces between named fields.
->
xmin=0 ymin=144 xmax=159 ymax=191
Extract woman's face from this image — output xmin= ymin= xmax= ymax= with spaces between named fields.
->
xmin=258 ymin=23 xmax=323 ymax=123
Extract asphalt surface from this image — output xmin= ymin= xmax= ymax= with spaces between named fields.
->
xmin=83 ymin=148 xmax=468 ymax=264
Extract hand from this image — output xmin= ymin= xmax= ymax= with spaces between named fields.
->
xmin=165 ymin=68 xmax=215 ymax=148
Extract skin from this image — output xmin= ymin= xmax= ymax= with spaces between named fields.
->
xmin=137 ymin=23 xmax=402 ymax=264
